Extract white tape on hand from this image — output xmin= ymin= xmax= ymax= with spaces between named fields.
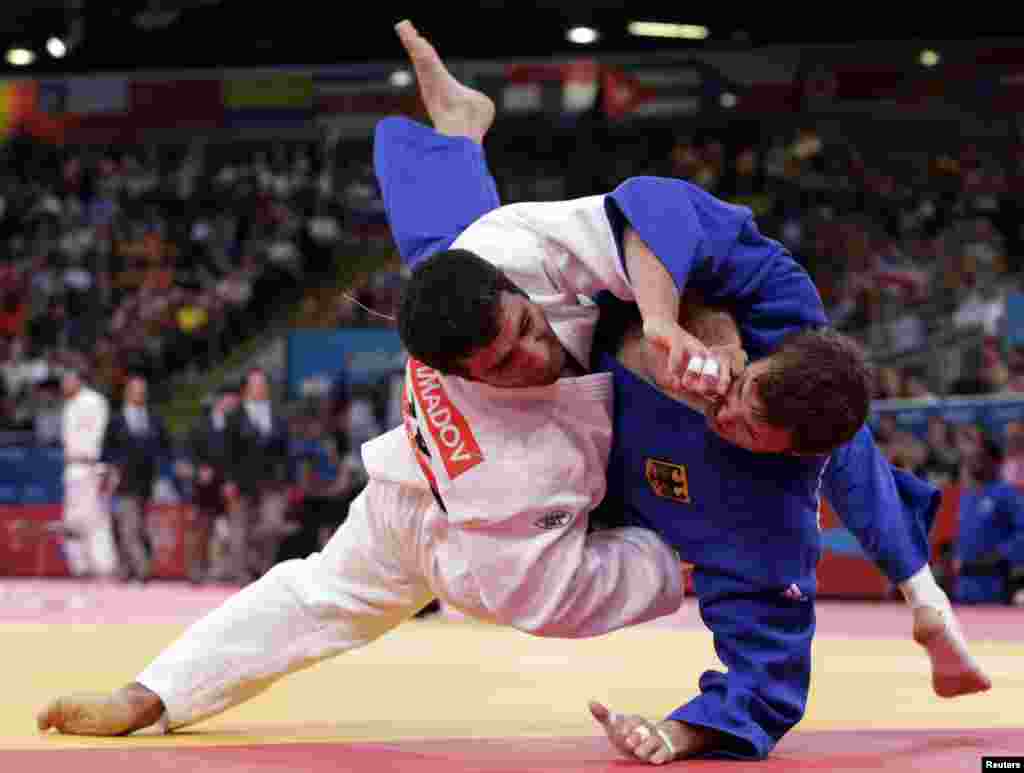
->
xmin=686 ymin=356 xmax=705 ymax=374
xmin=654 ymin=725 xmax=679 ymax=759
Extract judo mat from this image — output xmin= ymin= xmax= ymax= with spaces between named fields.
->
xmin=2 ymin=579 xmax=1020 ymax=771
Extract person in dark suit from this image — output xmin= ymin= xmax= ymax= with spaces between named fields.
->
xmin=177 ymin=380 xmax=241 ymax=583
xmin=223 ymin=368 xmax=295 ymax=583
xmin=102 ymin=373 xmax=172 ymax=582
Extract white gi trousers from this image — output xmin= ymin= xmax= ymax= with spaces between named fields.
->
xmin=62 ymin=464 xmax=117 ymax=578
xmin=137 ymin=477 xmax=682 ymax=731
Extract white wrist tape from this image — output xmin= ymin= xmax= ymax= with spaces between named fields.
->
xmin=655 ymin=725 xmax=679 ymax=758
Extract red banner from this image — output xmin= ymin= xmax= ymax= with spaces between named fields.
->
xmin=0 ymin=505 xmax=67 ymax=577
xmin=0 ymin=504 xmax=191 ymax=578
xmin=2 ymin=491 xmax=964 ymax=595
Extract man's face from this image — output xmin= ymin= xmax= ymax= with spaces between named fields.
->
xmin=218 ymin=392 xmax=240 ymax=415
xmin=706 ymin=359 xmax=793 ymax=454
xmin=458 ymin=292 xmax=566 ymax=388
xmin=125 ymin=377 xmax=147 ymax=405
xmin=247 ymin=371 xmax=269 ymax=402
xmin=61 ymin=372 xmax=81 ymax=399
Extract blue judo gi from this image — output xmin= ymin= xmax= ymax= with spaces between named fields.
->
xmin=955 ymin=480 xmax=1024 ymax=604
xmin=374 ymin=116 xmax=941 ymax=759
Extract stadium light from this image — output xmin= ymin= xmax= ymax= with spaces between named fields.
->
xmin=47 ymin=37 xmax=67 ymax=59
xmin=720 ymin=92 xmax=737 ymax=109
xmin=567 ymin=26 xmax=599 ymax=45
xmin=390 ymin=69 xmax=413 ymax=88
xmin=919 ymin=49 xmax=940 ymax=67
xmin=6 ymin=48 xmax=36 ymax=66
xmin=628 ymin=22 xmax=709 ymax=40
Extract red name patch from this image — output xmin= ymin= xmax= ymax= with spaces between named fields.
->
xmin=407 ymin=359 xmax=484 ymax=479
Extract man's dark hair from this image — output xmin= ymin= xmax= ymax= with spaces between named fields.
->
xmin=397 ymin=249 xmax=525 ymax=375
xmin=755 ymin=327 xmax=872 ymax=456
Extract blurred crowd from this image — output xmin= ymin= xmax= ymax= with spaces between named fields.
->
xmin=3 ymin=118 xmax=1023 ymax=603
xmin=0 ymin=135 xmax=392 ymax=437
xmin=494 ymin=121 xmax=1024 ymax=387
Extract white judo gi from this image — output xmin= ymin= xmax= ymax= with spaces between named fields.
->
xmin=61 ymin=386 xmax=116 ymax=577
xmin=136 ymin=196 xmax=685 ymax=731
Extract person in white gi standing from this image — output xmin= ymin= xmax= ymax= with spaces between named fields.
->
xmin=60 ymin=369 xmax=116 ymax=579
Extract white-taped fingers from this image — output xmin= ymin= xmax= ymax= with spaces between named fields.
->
xmin=654 ymin=725 xmax=679 ymax=759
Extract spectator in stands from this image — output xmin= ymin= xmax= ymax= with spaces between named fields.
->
xmin=278 ymin=415 xmax=357 ymax=563
xmin=1002 ymin=345 xmax=1024 ymax=394
xmin=28 ymin=252 xmax=62 ymax=316
xmin=0 ymin=284 xmax=29 ymax=340
xmin=948 ymin=346 xmax=999 ymax=397
xmin=874 ymin=366 xmax=905 ymax=401
xmin=29 ymin=301 xmax=75 ymax=354
xmin=223 ymin=368 xmax=293 ymax=583
xmin=921 ymin=415 xmax=960 ymax=486
xmin=178 ymin=381 xmax=241 ymax=583
xmin=60 ymin=367 xmax=116 ymax=580
xmin=951 ymin=266 xmax=1008 ymax=337
xmin=952 ymin=433 xmax=1024 ymax=604
xmin=1001 ymin=421 xmax=1024 ymax=490
xmin=171 ymin=292 xmax=212 ymax=373
xmin=875 ymin=413 xmax=928 ymax=474
xmin=903 ymin=368 xmax=937 ymax=401
xmin=102 ymin=373 xmax=173 ymax=583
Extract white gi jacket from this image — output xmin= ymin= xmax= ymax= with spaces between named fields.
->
xmin=62 ymin=386 xmax=109 ymax=481
xmin=363 ymin=195 xmax=683 ymax=635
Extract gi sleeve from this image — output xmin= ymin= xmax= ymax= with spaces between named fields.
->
xmin=374 ymin=115 xmax=635 ymax=304
xmin=454 ymin=195 xmax=634 ymax=303
xmin=373 ymin=117 xmax=500 ymax=266
xmin=604 ymin=177 xmax=705 ymax=293
xmin=666 ymin=569 xmax=813 ymax=760
xmin=823 ymin=425 xmax=939 ymax=584
xmin=606 ymin=177 xmax=828 ymax=358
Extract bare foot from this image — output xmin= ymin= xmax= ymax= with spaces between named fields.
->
xmin=912 ymin=605 xmax=993 ymax=698
xmin=37 ymin=683 xmax=164 ymax=736
xmin=395 ymin=20 xmax=495 ymax=143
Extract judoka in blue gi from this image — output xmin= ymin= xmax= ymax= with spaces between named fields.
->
xmin=377 ymin=22 xmax=992 ymax=763
xmin=954 ymin=433 xmax=1024 ymax=604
